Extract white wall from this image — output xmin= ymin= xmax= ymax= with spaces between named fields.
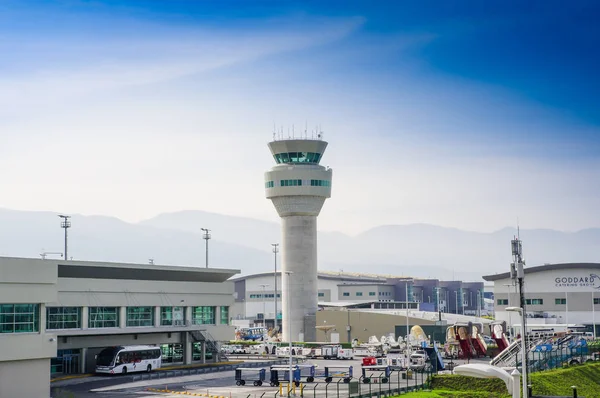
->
xmin=0 ymin=358 xmax=50 ymax=398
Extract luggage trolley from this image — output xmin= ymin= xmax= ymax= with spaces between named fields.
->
xmin=269 ymin=366 xmax=302 ymax=387
xmin=234 ymin=367 xmax=267 ymax=386
xmin=361 ymin=365 xmax=391 ymax=384
xmin=319 ymin=366 xmax=353 ymax=383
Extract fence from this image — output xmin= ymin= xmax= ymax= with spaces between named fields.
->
xmin=527 ymin=345 xmax=600 ymax=373
xmin=252 ymin=368 xmax=433 ymax=398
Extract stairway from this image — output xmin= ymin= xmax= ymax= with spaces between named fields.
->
xmin=190 ymin=330 xmax=227 ymax=361
xmin=490 ymin=336 xmax=541 ymax=368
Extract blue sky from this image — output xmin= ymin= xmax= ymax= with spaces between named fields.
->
xmin=0 ymin=0 xmax=599 ymax=234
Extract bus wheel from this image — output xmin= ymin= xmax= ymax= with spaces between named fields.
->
xmin=122 ymin=367 xmax=127 ymax=375
xmin=257 ymin=381 xmax=263 ymax=386
xmin=147 ymin=365 xmax=152 ymax=373
xmin=240 ymin=380 xmax=246 ymax=386
xmin=236 ymin=380 xmax=242 ymax=386
xmin=253 ymin=381 xmax=259 ymax=386
xmin=307 ymin=377 xmax=314 ymax=382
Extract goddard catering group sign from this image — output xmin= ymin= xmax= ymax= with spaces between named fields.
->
xmin=554 ymin=273 xmax=600 ymax=289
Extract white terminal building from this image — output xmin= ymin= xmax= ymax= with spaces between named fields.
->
xmin=0 ymin=257 xmax=238 ymax=398
xmin=484 ymin=262 xmax=600 ymax=337
xmin=231 ymin=271 xmax=487 ymax=342
xmin=264 ymin=136 xmax=332 ymax=343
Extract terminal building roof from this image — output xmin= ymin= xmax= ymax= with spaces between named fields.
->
xmin=0 ymin=256 xmax=240 ymax=283
xmin=482 ymin=262 xmax=600 ymax=281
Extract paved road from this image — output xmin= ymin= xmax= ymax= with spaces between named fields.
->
xmin=51 ymin=357 xmax=486 ymax=398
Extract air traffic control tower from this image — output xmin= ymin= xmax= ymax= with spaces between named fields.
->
xmin=265 ymin=135 xmax=332 ymax=343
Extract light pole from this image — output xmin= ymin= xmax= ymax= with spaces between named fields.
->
xmin=510 ymin=235 xmax=528 ymax=398
xmin=260 ymin=284 xmax=269 ymax=327
xmin=507 ymin=306 xmax=527 ymax=397
xmin=272 ymin=243 xmax=279 ymax=330
xmin=593 ymin=291 xmax=597 ymax=338
xmin=200 ymin=228 xmax=211 ymax=268
xmin=565 ymin=291 xmax=569 ymax=328
xmin=58 ymin=215 xmax=71 ymax=260
xmin=454 ymin=291 xmax=459 ymax=315
xmin=284 ymin=271 xmax=293 ymax=387
xmin=503 ymin=283 xmax=514 ymax=338
xmin=405 ymin=282 xmax=411 ymax=355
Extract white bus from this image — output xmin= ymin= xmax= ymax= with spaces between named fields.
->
xmin=95 ymin=345 xmax=162 ymax=375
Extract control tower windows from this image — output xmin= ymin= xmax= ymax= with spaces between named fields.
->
xmin=310 ymin=180 xmax=331 ymax=187
xmin=280 ymin=179 xmax=302 ymax=187
xmin=273 ymin=152 xmax=322 ymax=164
xmin=265 ymin=181 xmax=275 ymax=188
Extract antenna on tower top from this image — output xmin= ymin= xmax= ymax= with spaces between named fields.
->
xmin=517 ymin=217 xmax=520 ymax=239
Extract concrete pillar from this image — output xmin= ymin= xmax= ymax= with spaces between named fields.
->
xmin=186 ymin=306 xmax=193 ymax=326
xmin=80 ymin=348 xmax=88 ymax=373
xmin=154 ymin=306 xmax=161 ymax=327
xmin=510 ymin=369 xmax=521 ymax=398
xmin=119 ymin=307 xmax=127 ymax=328
xmin=202 ymin=342 xmax=206 ymax=364
xmin=281 ymin=215 xmax=318 ymax=343
xmin=40 ymin=304 xmax=47 ymax=332
xmin=183 ymin=332 xmax=192 ymax=365
xmin=81 ymin=306 xmax=89 ymax=330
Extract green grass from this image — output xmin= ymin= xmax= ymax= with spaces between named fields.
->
xmin=399 ymin=391 xmax=507 ymax=398
xmin=429 ymin=374 xmax=509 ymax=394
xmin=529 ymin=362 xmax=600 ymax=398
xmin=397 ymin=362 xmax=600 ymax=398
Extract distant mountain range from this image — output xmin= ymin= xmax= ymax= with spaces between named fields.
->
xmin=1 ymin=208 xmax=598 ymax=282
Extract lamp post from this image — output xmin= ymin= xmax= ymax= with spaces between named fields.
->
xmin=503 ymin=283 xmax=514 ymax=339
xmin=454 ymin=291 xmax=459 ymax=315
xmin=200 ymin=228 xmax=211 ymax=268
xmin=272 ymin=243 xmax=279 ymax=330
xmin=593 ymin=291 xmax=597 ymax=338
xmin=506 ymin=307 xmax=527 ymax=397
xmin=510 ymin=235 xmax=528 ymax=398
xmin=284 ymin=271 xmax=293 ymax=388
xmin=405 ymin=282 xmax=411 ymax=355
xmin=565 ymin=291 xmax=569 ymax=328
xmin=58 ymin=215 xmax=71 ymax=260
xmin=260 ymin=284 xmax=269 ymax=327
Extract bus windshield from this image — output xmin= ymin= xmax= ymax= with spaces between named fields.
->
xmin=96 ymin=347 xmax=120 ymax=366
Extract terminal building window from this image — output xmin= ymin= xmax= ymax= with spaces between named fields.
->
xmin=192 ymin=306 xmax=216 ymax=325
xmin=161 ymin=343 xmax=183 ymax=363
xmin=0 ymin=304 xmax=39 ymax=333
xmin=555 ymin=298 xmax=567 ymax=305
xmin=161 ymin=306 xmax=185 ymax=326
xmin=369 ymin=292 xmax=376 ymax=296
xmin=192 ymin=342 xmax=213 ymax=361
xmin=88 ymin=307 xmax=119 ymax=328
xmin=274 ymin=152 xmax=322 ymax=164
xmin=595 ymin=298 xmax=600 ymax=305
xmin=47 ymin=307 xmax=81 ymax=330
xmin=220 ymin=307 xmax=229 ymax=325
xmin=342 ymin=292 xmax=350 ymax=297
xmin=526 ymin=299 xmax=544 ymax=305
xmin=318 ymin=292 xmax=325 ymax=297
xmin=497 ymin=299 xmax=508 ymax=305
xmin=126 ymin=307 xmax=154 ymax=327
xmin=356 ymin=292 xmax=363 ymax=296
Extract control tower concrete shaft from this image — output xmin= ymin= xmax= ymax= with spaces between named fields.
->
xmin=265 ymin=138 xmax=332 ymax=342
